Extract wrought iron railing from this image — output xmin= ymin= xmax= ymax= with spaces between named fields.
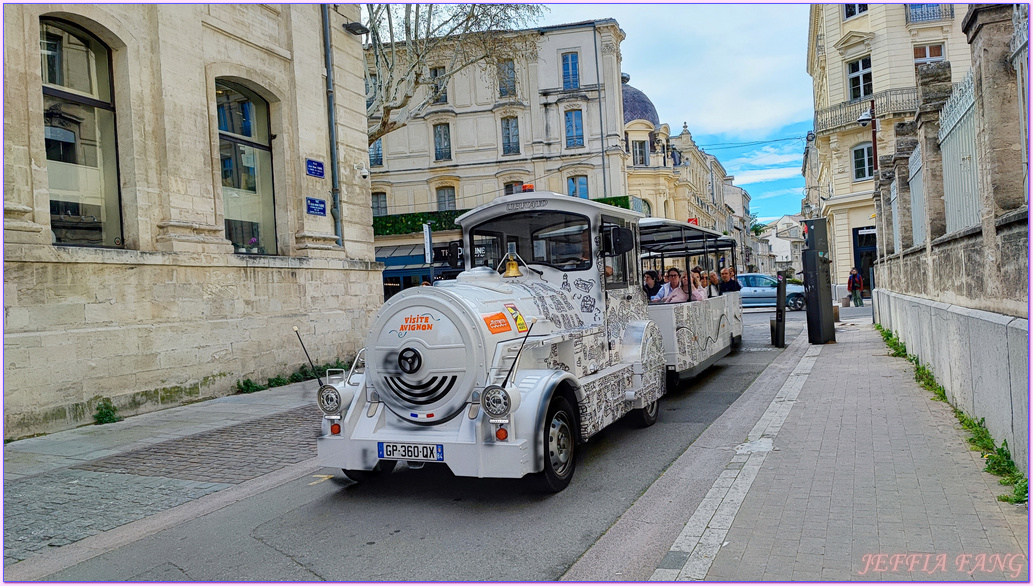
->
xmin=434 ymin=147 xmax=451 ymax=161
xmin=908 ymin=144 xmax=926 ymax=245
xmin=814 ymin=87 xmax=918 ymax=133
xmin=905 ymin=4 xmax=954 ymax=24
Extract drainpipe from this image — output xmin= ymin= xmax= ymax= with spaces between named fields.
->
xmin=593 ymin=23 xmax=608 ymax=198
xmin=322 ymin=4 xmax=343 ymax=247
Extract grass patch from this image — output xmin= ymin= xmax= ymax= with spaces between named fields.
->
xmin=93 ymin=398 xmax=123 ymax=425
xmin=236 ymin=358 xmax=352 ymax=395
xmin=875 ymin=324 xmax=1028 ymax=504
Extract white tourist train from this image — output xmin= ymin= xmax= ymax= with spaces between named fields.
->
xmin=314 ymin=187 xmax=742 ymax=491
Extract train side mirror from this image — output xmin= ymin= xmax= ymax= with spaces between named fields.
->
xmin=603 ymin=227 xmax=635 ymax=256
xmin=447 ymin=241 xmax=463 ymax=269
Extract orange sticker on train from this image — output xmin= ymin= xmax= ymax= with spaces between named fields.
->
xmin=482 ymin=312 xmax=512 ymax=334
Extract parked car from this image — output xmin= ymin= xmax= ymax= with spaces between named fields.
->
xmin=736 ymin=273 xmax=806 ymax=310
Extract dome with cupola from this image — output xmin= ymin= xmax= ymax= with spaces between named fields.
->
xmin=621 ymin=73 xmax=660 ymax=127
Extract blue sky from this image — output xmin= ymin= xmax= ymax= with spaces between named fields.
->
xmin=535 ymin=4 xmax=814 ymax=223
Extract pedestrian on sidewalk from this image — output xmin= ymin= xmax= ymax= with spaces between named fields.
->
xmin=848 ymin=267 xmax=864 ymax=307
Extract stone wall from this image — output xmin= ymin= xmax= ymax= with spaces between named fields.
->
xmin=4 ymin=247 xmax=382 ymax=436
xmin=3 ymin=4 xmax=381 ymax=439
xmin=872 ymin=5 xmax=1028 ymax=472
xmin=873 ymin=289 xmax=1029 ymax=475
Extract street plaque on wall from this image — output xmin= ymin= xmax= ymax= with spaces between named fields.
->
xmin=306 ymin=198 xmax=326 ymax=216
xmin=305 ymin=159 xmax=325 ymax=178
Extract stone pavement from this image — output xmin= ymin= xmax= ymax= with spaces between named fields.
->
xmin=3 ymin=381 xmax=320 ymax=567
xmin=649 ymin=318 xmax=1029 ymax=581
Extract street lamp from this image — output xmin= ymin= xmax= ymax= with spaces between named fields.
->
xmin=343 ymin=21 xmax=370 ymax=36
xmin=857 ymin=99 xmax=878 ymax=174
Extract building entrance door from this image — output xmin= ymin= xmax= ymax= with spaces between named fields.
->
xmin=852 ymin=226 xmax=877 ymax=296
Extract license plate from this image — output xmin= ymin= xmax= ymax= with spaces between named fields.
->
xmin=377 ymin=442 xmax=444 ymax=462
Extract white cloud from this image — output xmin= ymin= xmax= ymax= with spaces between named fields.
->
xmin=753 ymin=188 xmax=803 ymax=200
xmin=537 ymin=5 xmax=814 ymax=138
xmin=724 ymin=143 xmax=805 ymax=170
xmin=733 ymin=167 xmax=802 ymax=185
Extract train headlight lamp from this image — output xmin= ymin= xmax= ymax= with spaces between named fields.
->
xmin=481 ymin=385 xmax=512 ymax=418
xmin=318 ymin=385 xmax=343 ymax=415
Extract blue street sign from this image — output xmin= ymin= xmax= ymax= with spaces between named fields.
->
xmin=306 ymin=198 xmax=326 ymax=216
xmin=306 ymin=159 xmax=325 ymax=178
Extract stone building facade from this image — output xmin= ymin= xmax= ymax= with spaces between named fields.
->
xmin=3 ymin=4 xmax=379 ymax=439
xmin=804 ymin=3 xmax=972 ymax=289
xmin=871 ymin=4 xmax=1028 ymax=473
xmin=369 ymin=19 xmax=747 ymax=293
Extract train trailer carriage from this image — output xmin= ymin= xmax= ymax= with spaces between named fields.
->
xmin=313 ymin=188 xmax=740 ymax=492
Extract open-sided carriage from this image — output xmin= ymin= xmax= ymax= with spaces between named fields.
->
xmin=312 ymin=188 xmax=741 ymax=491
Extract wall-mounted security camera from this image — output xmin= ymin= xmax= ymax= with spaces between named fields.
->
xmin=359 ymin=168 xmax=370 ymax=179
xmin=857 ymin=109 xmax=873 ymax=127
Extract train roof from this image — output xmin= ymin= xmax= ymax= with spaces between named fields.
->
xmin=455 ymin=190 xmax=642 ymax=229
xmin=639 ymin=217 xmax=737 ymax=256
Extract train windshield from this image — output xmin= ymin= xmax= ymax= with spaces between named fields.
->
xmin=470 ymin=211 xmax=592 ymax=272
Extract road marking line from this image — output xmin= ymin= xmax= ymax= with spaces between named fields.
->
xmin=649 ymin=345 xmax=821 ymax=581
xmin=308 ymin=474 xmax=334 ymax=485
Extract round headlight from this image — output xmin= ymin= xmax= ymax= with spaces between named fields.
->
xmin=318 ymin=384 xmax=343 ymax=415
xmin=481 ymin=385 xmax=512 ymax=418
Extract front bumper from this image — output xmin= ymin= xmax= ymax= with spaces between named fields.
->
xmin=317 ymin=401 xmax=534 ymax=479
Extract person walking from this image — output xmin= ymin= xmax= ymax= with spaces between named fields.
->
xmin=848 ymin=268 xmax=864 ymax=307
xmin=847 ymin=268 xmax=863 ymax=307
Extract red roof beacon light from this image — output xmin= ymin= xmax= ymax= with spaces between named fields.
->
xmin=521 ymin=184 xmax=535 ymax=193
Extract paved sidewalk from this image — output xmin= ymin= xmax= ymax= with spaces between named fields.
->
xmin=650 ymin=319 xmax=1029 ymax=581
xmin=4 ymin=381 xmax=319 ymax=568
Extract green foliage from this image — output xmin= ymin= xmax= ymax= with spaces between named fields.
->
xmin=876 ymin=323 xmax=1028 ymax=505
xmin=593 ymin=196 xmax=631 ymax=210
xmin=235 ymin=379 xmax=267 ymax=394
xmin=288 ymin=372 xmax=305 ymax=384
xmin=786 ymin=278 xmax=803 ymax=285
xmin=999 ymin=476 xmax=1029 ymax=504
xmin=267 ymin=376 xmax=290 ymax=388
xmin=93 ymin=398 xmax=122 ymax=425
xmin=372 ymin=209 xmax=469 ymax=236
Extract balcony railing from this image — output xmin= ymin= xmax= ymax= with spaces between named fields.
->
xmin=814 ymin=87 xmax=918 ymax=134
xmin=906 ymin=4 xmax=954 ymax=24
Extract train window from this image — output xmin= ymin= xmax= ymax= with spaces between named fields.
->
xmin=601 ymin=216 xmax=631 ymax=288
xmin=470 ymin=211 xmax=591 ymax=272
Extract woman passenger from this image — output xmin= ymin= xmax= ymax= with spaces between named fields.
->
xmin=687 ymin=271 xmax=706 ymax=302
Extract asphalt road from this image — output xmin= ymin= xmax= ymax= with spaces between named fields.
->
xmin=42 ymin=310 xmax=816 ymax=582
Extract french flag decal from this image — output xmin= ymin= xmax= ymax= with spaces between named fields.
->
xmin=409 ymin=413 xmax=435 ymax=419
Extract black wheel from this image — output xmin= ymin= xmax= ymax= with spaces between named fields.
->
xmin=342 ymin=459 xmax=397 ymax=483
xmin=630 ymin=398 xmax=659 ymax=428
xmin=535 ymin=395 xmax=577 ymax=493
xmin=788 ymin=294 xmax=806 ymax=311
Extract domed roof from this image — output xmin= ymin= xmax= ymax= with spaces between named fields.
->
xmin=621 ymin=73 xmax=660 ymax=127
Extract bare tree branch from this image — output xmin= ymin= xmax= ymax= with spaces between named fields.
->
xmin=362 ymin=4 xmax=546 ymax=146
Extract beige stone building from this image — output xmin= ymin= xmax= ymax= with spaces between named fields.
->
xmin=369 ymin=19 xmax=749 ymax=292
xmin=370 ymin=19 xmax=628 ymax=295
xmin=3 ymin=4 xmax=378 ymax=438
xmin=804 ymin=3 xmax=972 ymax=290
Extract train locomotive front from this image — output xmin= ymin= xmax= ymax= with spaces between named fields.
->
xmin=315 ymin=189 xmax=667 ymax=492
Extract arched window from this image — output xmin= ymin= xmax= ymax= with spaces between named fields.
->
xmin=41 ymin=18 xmax=122 ymax=247
xmin=642 ymin=200 xmax=652 ymax=217
xmin=216 ymin=80 xmax=275 ymax=254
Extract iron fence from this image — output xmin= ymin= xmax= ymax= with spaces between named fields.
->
xmin=938 ymin=70 xmax=981 ymax=234
xmin=908 ymin=144 xmax=926 ymax=246
xmin=890 ymin=181 xmax=901 ymax=253
xmin=906 ymin=4 xmax=954 ymax=24
xmin=814 ymin=88 xmax=918 ymax=133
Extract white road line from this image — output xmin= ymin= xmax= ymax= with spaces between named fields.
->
xmin=649 ymin=346 xmax=821 ymax=581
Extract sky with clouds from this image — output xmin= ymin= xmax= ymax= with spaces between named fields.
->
xmin=534 ymin=3 xmax=814 ymax=223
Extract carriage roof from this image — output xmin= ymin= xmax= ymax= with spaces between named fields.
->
xmin=455 ymin=190 xmax=642 ymax=230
